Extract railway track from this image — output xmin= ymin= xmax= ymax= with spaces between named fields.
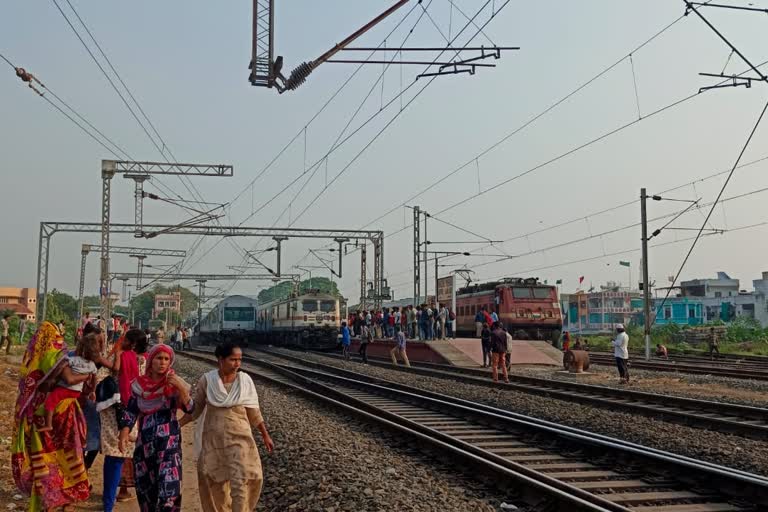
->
xmin=587 ymin=353 xmax=768 ymax=382
xmin=591 ymin=351 xmax=768 ymax=368
xmin=182 ymin=347 xmax=766 ymax=512
xmin=262 ymin=348 xmax=768 ymax=440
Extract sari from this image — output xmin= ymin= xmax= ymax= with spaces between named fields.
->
xmin=12 ymin=322 xmax=90 ymax=511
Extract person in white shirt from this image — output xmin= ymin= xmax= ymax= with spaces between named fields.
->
xmin=612 ymin=324 xmax=630 ymax=384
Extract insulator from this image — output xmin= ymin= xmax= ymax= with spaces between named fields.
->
xmin=15 ymin=67 xmax=32 ymax=82
xmin=284 ymin=61 xmax=313 ymax=91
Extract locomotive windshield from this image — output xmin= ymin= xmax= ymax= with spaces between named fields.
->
xmin=302 ymin=300 xmax=319 ymax=312
xmin=532 ymin=288 xmax=552 ymax=299
xmin=512 ymin=287 xmax=531 ymax=298
xmin=224 ymin=307 xmax=255 ymax=321
xmin=319 ymin=301 xmax=336 ymax=312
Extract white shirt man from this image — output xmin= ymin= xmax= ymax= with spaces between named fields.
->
xmin=611 ymin=324 xmax=630 ymax=383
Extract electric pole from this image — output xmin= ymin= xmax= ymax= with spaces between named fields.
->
xmin=413 ymin=206 xmax=421 ymax=304
xmin=641 ymin=188 xmax=651 ymax=361
xmin=423 ymin=210 xmax=429 ymax=304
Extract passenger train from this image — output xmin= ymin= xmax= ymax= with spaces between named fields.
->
xmin=255 ymin=290 xmax=340 ymax=349
xmin=455 ymin=278 xmax=562 ymax=341
xmin=199 ymin=295 xmax=258 ymax=345
xmin=199 ymin=291 xmax=341 ymax=349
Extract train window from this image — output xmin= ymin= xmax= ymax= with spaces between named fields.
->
xmin=320 ymin=301 xmax=336 ymax=312
xmin=532 ymin=288 xmax=551 ymax=299
xmin=513 ymin=288 xmax=531 ymax=298
xmin=302 ymin=300 xmax=319 ymax=312
xmin=224 ymin=307 xmax=255 ymax=321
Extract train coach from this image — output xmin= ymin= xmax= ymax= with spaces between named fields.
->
xmin=255 ymin=290 xmax=341 ymax=350
xmin=455 ymin=277 xmax=563 ymax=342
xmin=199 ymin=294 xmax=258 ymax=345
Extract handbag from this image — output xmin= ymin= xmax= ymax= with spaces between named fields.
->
xmin=95 ymin=375 xmax=121 ymax=412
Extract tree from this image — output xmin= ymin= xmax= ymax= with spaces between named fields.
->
xmin=129 ymin=285 xmax=198 ymax=323
xmin=47 ymin=289 xmax=78 ymax=321
xmin=257 ymin=277 xmax=341 ymax=303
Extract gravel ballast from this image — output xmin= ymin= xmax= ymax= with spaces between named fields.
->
xmin=174 ymin=355 xmax=519 ymax=512
xmin=510 ymin=361 xmax=768 ymax=407
xmin=283 ymin=350 xmax=768 ymax=476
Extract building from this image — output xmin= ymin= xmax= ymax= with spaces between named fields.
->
xmin=680 ymin=272 xmax=740 ymax=299
xmin=153 ymin=292 xmax=181 ymax=318
xmin=654 ymin=272 xmax=767 ymax=327
xmin=0 ymin=287 xmax=37 ymax=321
xmin=561 ymin=283 xmax=642 ymax=333
xmin=653 ymin=297 xmax=704 ymax=326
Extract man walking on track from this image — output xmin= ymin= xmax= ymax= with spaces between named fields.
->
xmin=341 ymin=321 xmax=351 ymax=361
xmin=1 ymin=314 xmax=11 ymax=354
xmin=612 ymin=324 xmax=630 ymax=384
xmin=490 ymin=322 xmax=509 ymax=383
xmin=359 ymin=325 xmax=372 ymax=364
xmin=708 ymin=327 xmax=720 ymax=360
xmin=391 ymin=329 xmax=410 ymax=367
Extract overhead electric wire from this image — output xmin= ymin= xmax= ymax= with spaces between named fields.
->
xmin=185 ymin=1 xmax=430 ymax=277
xmin=278 ymin=0 xmax=513 ymax=295
xmin=225 ymin=0 xmax=512 ymax=295
xmin=291 ymin=0 xmax=513 ymax=227
xmin=655 ymin=95 xmax=768 ymax=318
xmin=50 ymin=0 xmax=241 ymax=270
xmin=351 ymin=54 xmax=768 ymax=284
xmin=346 ymin=11 xmax=692 ymax=236
xmin=235 ymin=0 xmax=437 ymax=229
xmin=227 ymin=0 xmax=425 ymax=213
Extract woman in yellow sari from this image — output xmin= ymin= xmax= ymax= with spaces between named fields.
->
xmin=12 ymin=321 xmax=90 ymax=511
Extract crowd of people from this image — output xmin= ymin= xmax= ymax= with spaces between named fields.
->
xmin=347 ymin=304 xmax=457 ymax=342
xmin=11 ymin=317 xmax=273 ymax=511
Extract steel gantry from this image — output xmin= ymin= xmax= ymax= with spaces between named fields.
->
xmin=100 ymin=159 xmax=234 ymax=322
xmin=78 ymin=244 xmax=186 ymax=320
xmin=37 ymin=221 xmax=385 ymax=323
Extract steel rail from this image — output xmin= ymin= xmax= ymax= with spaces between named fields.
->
xmin=184 ymin=348 xmax=767 ymax=510
xmin=179 ymin=350 xmax=617 ymax=511
xmin=588 ymin=353 xmax=768 ymax=381
xmin=291 ymin=348 xmax=768 ymax=439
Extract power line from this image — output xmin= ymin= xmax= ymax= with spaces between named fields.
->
xmin=655 ymin=95 xmax=768 ymax=316
xmin=50 ymin=0 xmax=238 ymax=270
xmin=346 ymin=12 xmax=691 ymax=235
xmin=227 ymin=0 xmax=511 ymax=296
xmin=0 ymin=51 xmax=16 ymax=69
xmin=184 ymin=2 xmax=431 ymax=276
xmin=236 ymin=0 xmax=438 ymax=229
xmin=291 ymin=0 xmax=512 ymax=227
xmin=227 ymin=0 xmax=425 ymax=213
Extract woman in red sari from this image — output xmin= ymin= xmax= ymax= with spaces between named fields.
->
xmin=12 ymin=321 xmax=90 ymax=511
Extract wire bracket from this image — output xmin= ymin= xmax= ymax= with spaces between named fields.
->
xmin=698 ymin=72 xmax=760 ymax=93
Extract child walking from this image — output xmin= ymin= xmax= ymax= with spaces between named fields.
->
xmin=39 ymin=333 xmax=100 ymax=432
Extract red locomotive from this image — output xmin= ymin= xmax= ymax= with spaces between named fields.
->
xmin=455 ymin=277 xmax=562 ymax=342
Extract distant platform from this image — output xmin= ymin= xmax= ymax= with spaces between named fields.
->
xmin=348 ymin=337 xmax=563 ymax=367
xmin=437 ymin=338 xmax=563 ymax=367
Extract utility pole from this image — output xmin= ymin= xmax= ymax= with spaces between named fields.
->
xmin=423 ymin=210 xmax=429 ymax=304
xmin=641 ymin=188 xmax=651 ymax=361
xmin=413 ymin=206 xmax=421 ymax=304
xmin=196 ymin=279 xmax=207 ymax=336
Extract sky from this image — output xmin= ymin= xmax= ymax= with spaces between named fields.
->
xmin=2 ymin=0 xmax=768 ymax=309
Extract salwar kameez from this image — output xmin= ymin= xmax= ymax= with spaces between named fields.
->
xmin=189 ymin=373 xmax=265 ymax=512
xmin=120 ymin=393 xmax=193 ymax=511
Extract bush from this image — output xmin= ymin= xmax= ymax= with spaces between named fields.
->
xmin=652 ymin=323 xmax=684 ymax=344
xmin=726 ymin=316 xmax=767 ymax=343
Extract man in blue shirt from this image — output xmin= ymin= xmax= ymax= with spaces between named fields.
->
xmin=341 ymin=321 xmax=351 ymax=361
xmin=390 ymin=329 xmax=411 ymax=367
xmin=474 ymin=310 xmax=484 ymax=338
